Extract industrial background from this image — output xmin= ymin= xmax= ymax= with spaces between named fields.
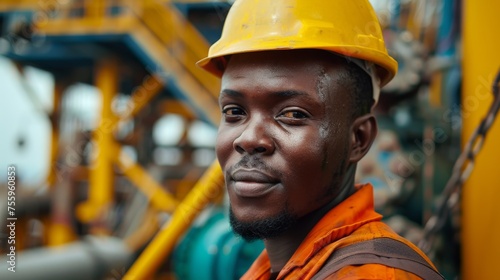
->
xmin=0 ymin=0 xmax=498 ymax=279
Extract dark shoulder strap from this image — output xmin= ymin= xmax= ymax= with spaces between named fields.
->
xmin=312 ymin=237 xmax=444 ymax=280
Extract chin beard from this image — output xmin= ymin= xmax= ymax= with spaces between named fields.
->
xmin=229 ymin=206 xmax=298 ymax=242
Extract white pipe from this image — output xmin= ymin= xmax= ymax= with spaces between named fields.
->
xmin=0 ymin=236 xmax=132 ymax=279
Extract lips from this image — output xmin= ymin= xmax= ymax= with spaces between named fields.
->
xmin=230 ymin=169 xmax=279 ymax=198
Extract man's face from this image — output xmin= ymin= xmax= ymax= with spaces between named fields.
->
xmin=216 ymin=50 xmax=353 ymax=240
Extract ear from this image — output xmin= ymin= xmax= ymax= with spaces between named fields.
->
xmin=349 ymin=114 xmax=377 ymax=163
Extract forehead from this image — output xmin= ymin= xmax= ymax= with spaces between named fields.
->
xmin=221 ymin=50 xmax=348 ymax=96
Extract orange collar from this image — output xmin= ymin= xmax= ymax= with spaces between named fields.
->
xmin=242 ymin=184 xmax=382 ymax=279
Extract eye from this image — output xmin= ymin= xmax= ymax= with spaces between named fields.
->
xmin=222 ymin=105 xmax=246 ymax=122
xmin=222 ymin=106 xmax=245 ymax=116
xmin=280 ymin=111 xmax=308 ymax=119
xmin=276 ymin=109 xmax=310 ymax=125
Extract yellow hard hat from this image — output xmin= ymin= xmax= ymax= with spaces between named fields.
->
xmin=197 ymin=0 xmax=398 ymax=87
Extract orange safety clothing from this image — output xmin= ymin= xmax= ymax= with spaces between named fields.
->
xmin=241 ymin=184 xmax=438 ymax=280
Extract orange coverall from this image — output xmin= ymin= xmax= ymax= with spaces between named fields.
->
xmin=241 ymin=184 xmax=439 ymax=280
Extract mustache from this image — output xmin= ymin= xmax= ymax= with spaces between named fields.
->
xmin=227 ymin=155 xmax=283 ymax=177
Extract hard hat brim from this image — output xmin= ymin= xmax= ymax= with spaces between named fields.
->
xmin=197 ymin=43 xmax=397 ymax=87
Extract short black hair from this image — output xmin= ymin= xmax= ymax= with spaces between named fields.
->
xmin=344 ymin=60 xmax=374 ymax=119
xmin=315 ymin=50 xmax=375 ymax=119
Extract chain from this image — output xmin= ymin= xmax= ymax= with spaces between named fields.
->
xmin=418 ymin=69 xmax=500 ymax=254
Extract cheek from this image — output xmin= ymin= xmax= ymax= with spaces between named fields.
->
xmin=281 ymin=132 xmax=328 ymax=181
xmin=215 ymin=127 xmax=235 ymax=166
xmin=286 ymin=125 xmax=347 ymax=187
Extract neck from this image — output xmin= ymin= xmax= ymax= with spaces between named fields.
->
xmin=264 ymin=165 xmax=357 ymax=274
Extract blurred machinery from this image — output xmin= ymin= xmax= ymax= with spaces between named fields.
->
xmin=0 ymin=1 xmax=250 ymax=279
xmin=173 ymin=209 xmax=264 ymax=280
xmin=0 ymin=0 xmax=498 ymax=279
xmin=358 ymin=1 xmax=463 ymax=278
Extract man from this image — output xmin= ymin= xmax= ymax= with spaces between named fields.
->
xmin=197 ymin=0 xmax=443 ymax=279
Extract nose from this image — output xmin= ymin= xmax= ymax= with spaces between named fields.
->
xmin=233 ymin=117 xmax=275 ymax=155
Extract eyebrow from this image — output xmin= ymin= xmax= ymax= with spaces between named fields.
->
xmin=220 ymin=89 xmax=243 ymax=98
xmin=219 ymin=89 xmax=313 ymax=100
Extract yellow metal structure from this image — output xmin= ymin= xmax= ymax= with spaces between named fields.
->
xmin=74 ymin=66 xmax=181 ymax=221
xmin=462 ymin=0 xmax=500 ymax=279
xmin=125 ymin=207 xmax=161 ymax=252
xmin=27 ymin=0 xmax=219 ymax=230
xmin=35 ymin=0 xmax=221 ymax=124
xmin=77 ymin=58 xmax=119 ymax=226
xmin=129 ymin=22 xmax=220 ymax=124
xmin=109 ymin=75 xmax=164 ymax=131
xmin=0 ymin=0 xmax=39 ymax=11
xmin=141 ymin=0 xmax=221 ymax=97
xmin=124 ymin=161 xmax=224 ymax=280
xmin=46 ymin=222 xmax=77 ymax=247
xmin=2 ymin=0 xmax=226 ymax=277
xmin=112 ymin=142 xmax=179 ymax=213
xmin=47 ymin=82 xmax=64 ymax=186
xmin=0 ymin=0 xmax=220 ymax=123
